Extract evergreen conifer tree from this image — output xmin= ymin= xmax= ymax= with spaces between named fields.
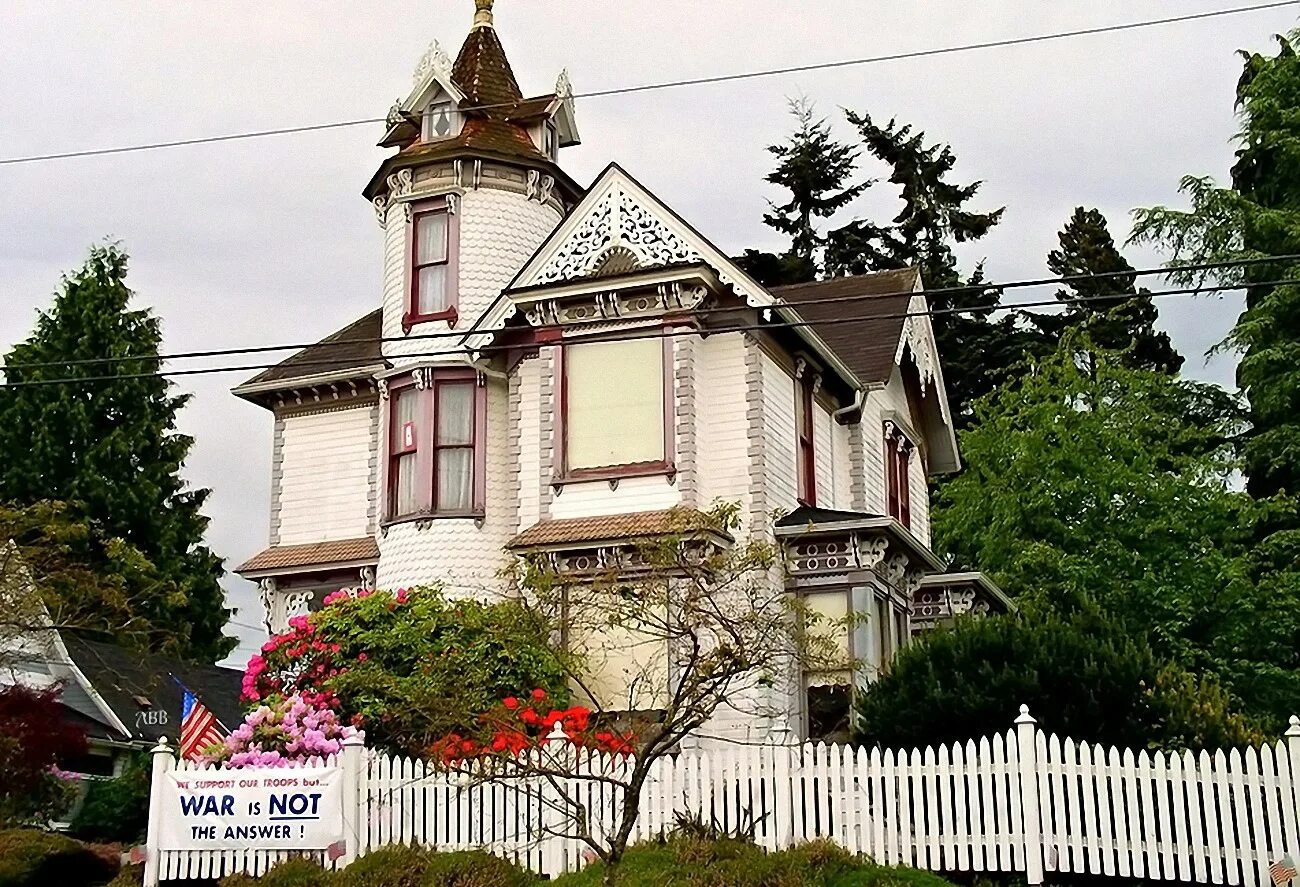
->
xmin=1035 ymin=207 xmax=1183 ymax=373
xmin=0 ymin=244 xmax=231 ymax=661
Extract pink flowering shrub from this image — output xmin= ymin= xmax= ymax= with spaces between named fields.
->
xmin=241 ymin=586 xmax=569 ymax=758
xmin=205 ymin=694 xmax=360 ymax=768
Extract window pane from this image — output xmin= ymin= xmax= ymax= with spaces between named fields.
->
xmin=395 ymin=452 xmax=419 ymax=515
xmin=804 ymin=591 xmax=850 ymax=667
xmin=873 ymin=595 xmax=890 ymax=668
xmin=566 ymin=338 xmax=664 ymax=470
xmin=436 ymin=383 xmax=474 ymax=446
xmin=392 ymin=389 xmax=418 ymax=453
xmin=435 ymin=448 xmax=473 ymax=511
xmin=417 ymin=265 xmax=447 ymax=314
xmin=416 ymin=213 xmax=447 ymax=264
xmin=805 ymin=683 xmax=851 ymax=744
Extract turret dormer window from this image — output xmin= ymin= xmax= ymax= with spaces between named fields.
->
xmin=423 ymin=100 xmax=458 ymax=141
xmin=543 ymin=121 xmax=558 ymax=161
xmin=404 ymin=197 xmax=460 ymax=331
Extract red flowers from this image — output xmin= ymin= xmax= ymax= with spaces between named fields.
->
xmin=429 ymin=693 xmax=637 ymax=764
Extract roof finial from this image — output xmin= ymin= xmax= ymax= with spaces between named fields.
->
xmin=472 ymin=0 xmax=494 ymax=29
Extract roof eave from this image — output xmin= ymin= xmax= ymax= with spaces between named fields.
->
xmin=231 ymin=363 xmax=388 ymax=405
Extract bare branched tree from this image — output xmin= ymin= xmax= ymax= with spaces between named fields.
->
xmin=448 ymin=504 xmax=810 ymax=883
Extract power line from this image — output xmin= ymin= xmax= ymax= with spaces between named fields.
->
xmin=1 ymin=1 xmax=1296 ymax=167
xmin=2 ymin=254 xmax=1290 ymax=375
xmin=0 ymin=277 xmax=1282 ymax=391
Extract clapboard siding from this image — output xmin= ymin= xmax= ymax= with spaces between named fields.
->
xmin=276 ymin=405 xmax=375 ymax=545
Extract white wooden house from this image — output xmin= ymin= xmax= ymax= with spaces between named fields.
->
xmin=232 ymin=0 xmax=1007 ymax=741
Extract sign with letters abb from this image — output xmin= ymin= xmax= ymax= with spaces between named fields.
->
xmin=158 ymin=768 xmax=343 ymax=850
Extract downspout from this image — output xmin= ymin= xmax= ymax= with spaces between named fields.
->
xmin=832 ymin=387 xmax=866 ymax=422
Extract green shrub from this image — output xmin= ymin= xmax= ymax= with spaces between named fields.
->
xmin=221 ymin=857 xmax=328 ymax=887
xmin=70 ymin=754 xmax=150 ymax=844
xmin=0 ymin=829 xmax=118 ymax=887
xmin=334 ymin=845 xmax=536 ymax=887
xmin=552 ymin=837 xmax=961 ymax=887
xmin=854 ymin=610 xmax=1262 ymax=752
xmin=106 ymin=865 xmax=141 ymax=887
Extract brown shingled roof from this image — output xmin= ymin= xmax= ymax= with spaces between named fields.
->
xmin=235 ymin=537 xmax=379 ymax=575
xmin=452 ymin=25 xmax=523 ymax=108
xmin=771 ymin=268 xmax=920 ymax=385
xmin=235 ymin=309 xmax=384 ymax=394
xmin=509 ymin=509 xmax=726 ymax=549
xmin=503 ymin=94 xmax=557 ymax=122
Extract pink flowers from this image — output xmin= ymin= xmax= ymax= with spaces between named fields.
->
xmin=206 ymin=694 xmax=361 ymax=768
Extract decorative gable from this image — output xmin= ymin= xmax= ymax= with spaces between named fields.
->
xmin=510 ymin=164 xmax=768 ymax=307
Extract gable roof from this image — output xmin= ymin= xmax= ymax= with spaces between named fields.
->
xmin=61 ymin=634 xmax=245 ymax=743
xmin=233 ymin=309 xmax=386 ymax=400
xmin=771 ymin=268 xmax=919 ymax=385
xmin=235 ymin=537 xmax=380 ymax=578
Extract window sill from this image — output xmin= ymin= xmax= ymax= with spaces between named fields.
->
xmin=402 ymin=306 xmax=458 ymax=334
xmin=381 ymin=510 xmax=485 ymax=530
xmin=552 ymin=461 xmax=676 ymax=492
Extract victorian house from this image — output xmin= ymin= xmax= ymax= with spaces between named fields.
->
xmin=233 ymin=0 xmax=1007 ymax=741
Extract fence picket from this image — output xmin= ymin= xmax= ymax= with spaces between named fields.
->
xmin=1167 ymin=745 xmax=1190 ymax=882
xmin=1227 ymin=747 xmax=1251 ymax=886
xmin=1244 ymin=745 xmax=1270 ymax=887
xmin=966 ymin=738 xmax=983 ymax=869
xmin=1274 ymin=738 xmax=1299 ymax=876
xmin=951 ymin=740 xmax=969 ymax=870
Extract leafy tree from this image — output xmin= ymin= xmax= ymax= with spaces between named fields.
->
xmin=68 ymin=753 xmax=149 ymax=844
xmin=825 ymin=112 xmax=1041 ymax=427
xmin=0 ymin=244 xmax=230 ymax=660
xmin=1034 ymin=207 xmax=1183 ymax=374
xmin=0 ymin=501 xmax=190 ymax=659
xmin=933 ymin=336 xmax=1300 ymax=724
xmin=854 ymin=610 xmax=1262 ymax=753
xmin=1130 ymin=31 xmax=1300 ymax=506
xmin=760 ymin=98 xmax=866 ymax=270
xmin=0 ymin=685 xmax=87 ymax=827
xmin=244 ymin=586 xmax=570 ymax=757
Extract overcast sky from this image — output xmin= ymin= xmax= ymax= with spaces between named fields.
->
xmin=3 ymin=0 xmax=1296 ymax=668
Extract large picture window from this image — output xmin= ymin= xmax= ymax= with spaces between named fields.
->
xmin=404 ymin=199 xmax=459 ymax=331
xmin=560 ymin=337 xmax=670 ymax=477
xmin=383 ymin=369 xmax=485 ymax=520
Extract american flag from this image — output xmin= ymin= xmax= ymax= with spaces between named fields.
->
xmin=1270 ymin=854 xmax=1297 ymax=886
xmin=180 ymin=688 xmax=225 ymax=762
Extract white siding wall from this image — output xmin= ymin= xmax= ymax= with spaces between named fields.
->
xmin=514 ymin=358 xmax=542 ymax=533
xmin=277 ymin=406 xmax=374 ymax=545
xmin=859 ymin=369 xmax=932 ymax=545
xmin=381 ymin=188 xmax=561 ymax=365
xmin=694 ymin=335 xmax=751 ymax=516
xmin=831 ymin=419 xmax=853 ymax=512
xmin=548 ymin=476 xmax=681 ymax=520
xmin=761 ymin=352 xmax=799 ymax=515
xmin=813 ymin=404 xmax=835 ymax=509
xmin=376 ymin=378 xmax=513 ymax=596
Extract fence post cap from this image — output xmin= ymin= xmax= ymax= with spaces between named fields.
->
xmin=341 ymin=733 xmax=365 ymax=748
xmin=1014 ymin=704 xmax=1036 ymax=725
xmin=1287 ymin=715 xmax=1300 ymax=736
xmin=151 ymin=736 xmax=172 ymax=755
xmin=546 ymin=719 xmax=567 ymax=741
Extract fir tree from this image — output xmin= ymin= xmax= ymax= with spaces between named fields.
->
xmin=0 ymin=244 xmax=231 ymax=661
xmin=739 ymin=98 xmax=866 ymax=286
xmin=826 ymin=111 xmax=1040 ymax=427
xmin=1131 ymin=30 xmax=1300 ymax=538
xmin=1034 ymin=207 xmax=1183 ymax=374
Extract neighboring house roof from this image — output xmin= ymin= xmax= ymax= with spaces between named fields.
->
xmin=61 ymin=634 xmax=244 ymax=743
xmin=771 ymin=268 xmax=919 ymax=386
xmin=235 ymin=537 xmax=380 ymax=577
xmin=233 ymin=310 xmax=385 ymax=399
xmin=509 ymin=509 xmax=729 ymax=549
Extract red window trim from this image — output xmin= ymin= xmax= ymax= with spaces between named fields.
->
xmin=403 ymin=197 xmax=460 ymax=333
xmin=553 ymin=332 xmax=676 ymax=485
xmin=380 ymin=368 xmax=487 ymax=523
xmin=884 ymin=422 xmax=912 ymax=529
xmin=795 ymin=371 xmax=818 ymax=507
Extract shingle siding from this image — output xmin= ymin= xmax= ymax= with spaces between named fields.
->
xmin=276 ymin=403 xmax=375 ymax=545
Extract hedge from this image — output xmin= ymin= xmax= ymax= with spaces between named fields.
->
xmin=0 ymin=829 xmax=118 ymax=887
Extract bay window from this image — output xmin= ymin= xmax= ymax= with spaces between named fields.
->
xmin=404 ymin=199 xmax=459 ymax=331
xmin=383 ymin=369 xmax=485 ymax=520
xmin=884 ymin=422 xmax=913 ymax=528
xmin=560 ymin=337 xmax=671 ymax=477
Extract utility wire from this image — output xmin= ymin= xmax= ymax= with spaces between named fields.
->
xmin=0 ymin=1 xmax=1295 ymax=167
xmin=1 ymin=254 xmax=1290 ymax=375
xmin=0 ymin=277 xmax=1285 ymax=390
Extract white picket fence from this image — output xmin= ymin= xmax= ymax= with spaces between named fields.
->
xmin=144 ymin=708 xmax=1300 ymax=885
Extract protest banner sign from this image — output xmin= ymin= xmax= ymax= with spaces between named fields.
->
xmin=157 ymin=767 xmax=343 ymax=850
